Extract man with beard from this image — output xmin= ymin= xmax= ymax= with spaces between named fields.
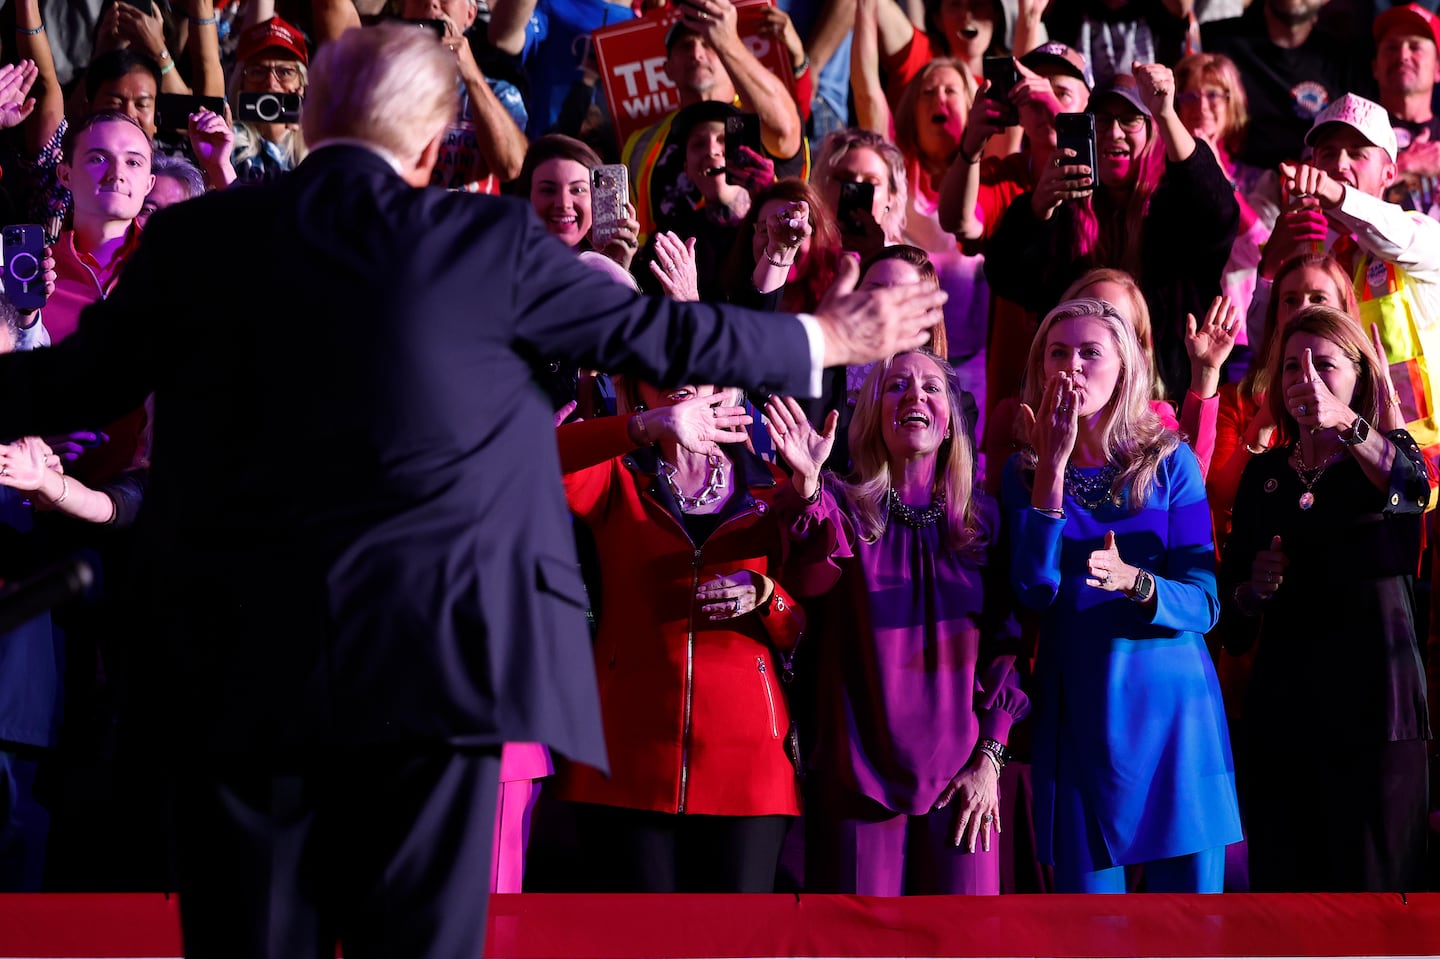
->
xmin=1202 ymin=0 xmax=1371 ymax=170
xmin=1372 ymin=3 xmax=1440 ymax=217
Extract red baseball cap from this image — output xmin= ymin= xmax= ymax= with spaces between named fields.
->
xmin=237 ymin=16 xmax=309 ymax=65
xmin=1373 ymin=3 xmax=1440 ymax=47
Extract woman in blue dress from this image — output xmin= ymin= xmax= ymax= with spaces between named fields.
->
xmin=1001 ymin=297 xmax=1241 ymax=893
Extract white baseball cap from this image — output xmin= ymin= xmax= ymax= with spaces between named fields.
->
xmin=1304 ymin=93 xmax=1399 ymax=162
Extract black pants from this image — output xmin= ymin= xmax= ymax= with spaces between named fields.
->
xmin=176 ymin=745 xmax=501 ymax=959
xmin=1244 ymin=738 xmax=1428 ymax=892
xmin=575 ymin=802 xmax=790 ymax=893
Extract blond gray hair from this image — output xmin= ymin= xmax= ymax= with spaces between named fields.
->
xmin=301 ymin=24 xmax=458 ymax=161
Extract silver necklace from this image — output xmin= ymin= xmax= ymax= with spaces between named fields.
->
xmin=1064 ymin=463 xmax=1120 ymax=511
xmin=1290 ymin=444 xmax=1343 ymax=511
xmin=887 ymin=486 xmax=945 ymax=528
xmin=659 ymin=455 xmax=729 ymax=512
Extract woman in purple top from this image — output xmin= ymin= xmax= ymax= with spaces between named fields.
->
xmin=766 ymin=349 xmax=1029 ymax=896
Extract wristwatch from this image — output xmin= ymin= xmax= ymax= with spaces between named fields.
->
xmin=1339 ymin=416 xmax=1371 ymax=447
xmin=1127 ymin=568 xmax=1155 ymax=604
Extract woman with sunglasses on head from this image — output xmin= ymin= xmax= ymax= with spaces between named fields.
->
xmin=985 ymin=62 xmax=1239 ymax=405
xmin=1219 ymin=305 xmax=1431 ymax=892
xmin=1001 ymin=297 xmax=1240 ymax=893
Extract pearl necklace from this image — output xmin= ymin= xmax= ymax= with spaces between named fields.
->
xmin=659 ymin=455 xmax=729 ymax=512
xmin=887 ymin=486 xmax=946 ymax=528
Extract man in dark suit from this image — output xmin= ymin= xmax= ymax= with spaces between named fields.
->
xmin=0 ymin=23 xmax=941 ymax=959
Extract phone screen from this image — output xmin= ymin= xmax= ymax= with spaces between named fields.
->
xmin=1055 ymin=112 xmax=1097 ymax=193
xmin=723 ymin=114 xmax=762 ymax=186
xmin=982 ymin=57 xmax=1019 ymax=126
xmin=155 ymin=94 xmax=227 ymax=132
xmin=836 ymin=180 xmax=876 ymax=238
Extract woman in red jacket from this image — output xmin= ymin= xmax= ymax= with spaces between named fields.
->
xmin=555 ymin=380 xmax=816 ymax=893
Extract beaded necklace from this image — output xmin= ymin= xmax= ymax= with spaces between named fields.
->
xmin=1064 ymin=463 xmax=1120 ymax=511
xmin=886 ymin=486 xmax=946 ymax=528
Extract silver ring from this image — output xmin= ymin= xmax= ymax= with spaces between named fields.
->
xmin=1098 ymin=573 xmax=1110 ymax=585
xmin=731 ymin=598 xmax=741 ymax=614
xmin=982 ymin=814 xmax=994 ymax=823
xmin=1298 ymin=403 xmax=1308 ymax=416
xmin=0 ymin=466 xmax=8 ymax=477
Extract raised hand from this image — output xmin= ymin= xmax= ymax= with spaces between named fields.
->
xmin=1370 ymin=323 xmax=1405 ymax=431
xmin=643 ymin=389 xmax=753 ymax=457
xmin=1022 ymin=371 xmax=1079 ymax=471
xmin=1278 ymin=161 xmax=1345 ymax=211
xmin=649 ymin=231 xmax=700 ymax=301
xmin=1286 ymin=347 xmax=1354 ymax=432
xmin=764 ymin=395 xmax=836 ymax=498
xmin=1132 ymin=60 xmax=1176 ymax=119
xmin=0 ymin=61 xmax=38 ymax=130
xmin=1186 ymin=295 xmax=1240 ymax=397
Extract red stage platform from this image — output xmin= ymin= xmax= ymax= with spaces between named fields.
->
xmin=1 ymin=892 xmax=1438 ymax=958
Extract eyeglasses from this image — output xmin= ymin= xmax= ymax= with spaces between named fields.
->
xmin=1176 ymin=90 xmax=1231 ymax=107
xmin=242 ymin=64 xmax=302 ymax=83
xmin=1091 ymin=111 xmax=1147 ymax=132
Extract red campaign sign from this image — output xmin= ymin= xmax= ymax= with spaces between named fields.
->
xmin=593 ymin=0 xmax=796 ymax=151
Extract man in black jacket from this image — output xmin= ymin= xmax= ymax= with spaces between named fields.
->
xmin=0 ymin=22 xmax=941 ymax=959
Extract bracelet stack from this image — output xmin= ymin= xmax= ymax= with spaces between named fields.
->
xmin=976 ymin=738 xmax=1009 ymax=775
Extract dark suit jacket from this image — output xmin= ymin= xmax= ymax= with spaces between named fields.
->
xmin=0 ymin=145 xmax=814 ymax=768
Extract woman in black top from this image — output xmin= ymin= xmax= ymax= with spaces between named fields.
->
xmin=1220 ymin=305 xmax=1431 ymax=892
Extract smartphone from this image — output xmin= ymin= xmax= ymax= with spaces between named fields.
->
xmin=2 ymin=225 xmax=47 ymax=313
xmin=723 ymin=113 xmax=762 ymax=186
xmin=982 ymin=56 xmax=1019 ymax=126
xmin=155 ymin=93 xmax=227 ymax=132
xmin=117 ymin=0 xmax=155 ymax=14
xmin=589 ymin=164 xmax=629 ymax=248
xmin=1055 ymin=112 xmax=1097 ymax=195
xmin=237 ymin=91 xmax=303 ymax=125
xmin=836 ymin=180 xmax=876 ymax=239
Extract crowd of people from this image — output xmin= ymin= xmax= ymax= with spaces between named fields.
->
xmin=0 ymin=0 xmax=1437 ymax=908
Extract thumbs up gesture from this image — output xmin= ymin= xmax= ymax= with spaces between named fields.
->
xmin=1250 ymin=535 xmax=1288 ymax=600
xmin=1086 ymin=529 xmax=1138 ymax=593
xmin=1285 ymin=346 xmax=1355 ymax=434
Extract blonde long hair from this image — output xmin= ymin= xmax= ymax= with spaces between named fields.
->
xmin=837 ymin=350 xmax=982 ymax=550
xmin=1019 ymin=298 xmax=1179 ymax=509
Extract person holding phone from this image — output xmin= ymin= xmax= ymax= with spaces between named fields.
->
xmin=228 ymin=17 xmax=310 ymax=185
xmin=985 ymin=64 xmax=1240 ymax=406
xmin=401 ymin=0 xmax=528 ymax=193
xmin=1002 ymin=297 xmax=1241 ymax=893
